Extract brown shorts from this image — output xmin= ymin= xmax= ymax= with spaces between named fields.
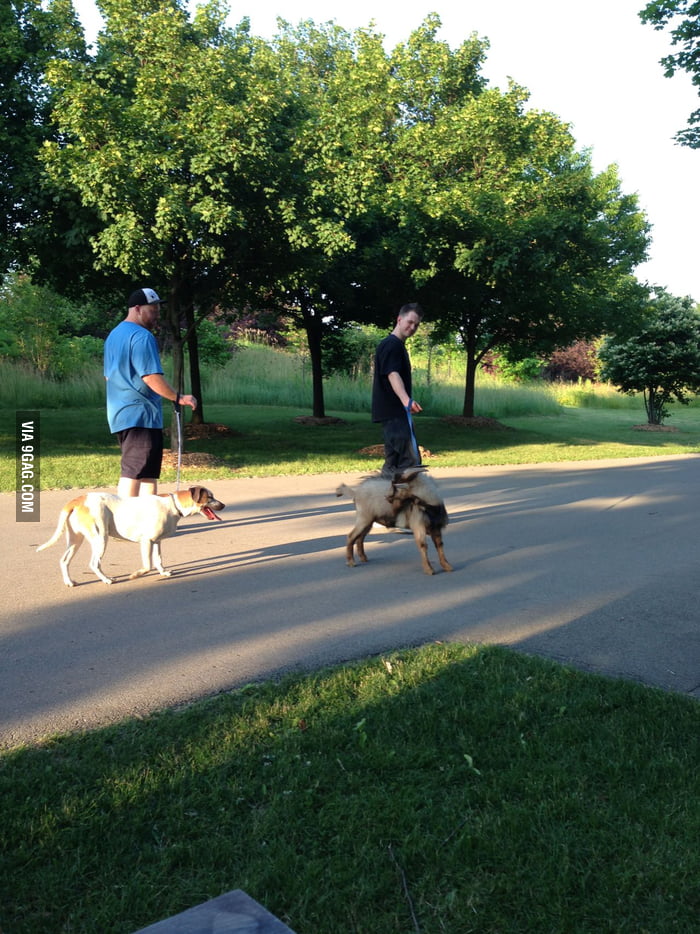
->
xmin=117 ymin=427 xmax=163 ymax=479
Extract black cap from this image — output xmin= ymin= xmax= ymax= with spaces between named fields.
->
xmin=128 ymin=287 xmax=165 ymax=307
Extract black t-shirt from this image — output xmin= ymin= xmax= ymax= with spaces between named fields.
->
xmin=372 ymin=334 xmax=412 ymax=422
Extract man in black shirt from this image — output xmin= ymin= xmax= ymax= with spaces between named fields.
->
xmin=371 ymin=302 xmax=424 ymax=478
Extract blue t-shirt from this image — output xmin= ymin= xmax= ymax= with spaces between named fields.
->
xmin=104 ymin=321 xmax=164 ymax=433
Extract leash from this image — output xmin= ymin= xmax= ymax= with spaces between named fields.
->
xmin=405 ymin=399 xmax=421 ymax=465
xmin=173 ymin=396 xmax=183 ymax=491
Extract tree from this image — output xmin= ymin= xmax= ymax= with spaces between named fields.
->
xmin=241 ymin=19 xmax=399 ymax=417
xmin=0 ymin=0 xmax=93 ymax=276
xmin=377 ymin=19 xmax=651 ymax=417
xmin=599 ymin=290 xmax=700 ymax=423
xmin=640 ymin=0 xmax=700 ymax=147
xmin=41 ymin=0 xmax=283 ymax=423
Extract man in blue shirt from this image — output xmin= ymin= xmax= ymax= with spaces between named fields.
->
xmin=104 ymin=287 xmax=197 ymax=497
xmin=371 ymin=302 xmax=424 ymax=478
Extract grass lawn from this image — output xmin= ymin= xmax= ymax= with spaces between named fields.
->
xmin=2 ymin=643 xmax=698 ymax=934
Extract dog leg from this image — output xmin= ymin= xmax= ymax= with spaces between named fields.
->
xmin=346 ymin=523 xmax=372 ymax=566
xmin=431 ymin=530 xmax=453 ymax=572
xmin=130 ymin=540 xmax=172 ymax=579
xmin=354 ymin=527 xmax=372 ymax=564
xmin=412 ymin=527 xmax=436 ymax=575
xmin=129 ymin=538 xmax=155 ymax=579
xmin=152 ymin=542 xmax=171 ymax=578
xmin=87 ymin=533 xmax=114 ymax=585
xmin=59 ymin=531 xmax=83 ymax=587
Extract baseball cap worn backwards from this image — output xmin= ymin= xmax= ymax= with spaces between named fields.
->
xmin=128 ymin=287 xmax=165 ymax=307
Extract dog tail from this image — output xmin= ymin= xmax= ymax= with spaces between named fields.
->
xmin=335 ymin=483 xmax=355 ymax=499
xmin=36 ymin=498 xmax=80 ymax=552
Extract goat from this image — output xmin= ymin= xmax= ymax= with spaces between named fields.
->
xmin=336 ymin=468 xmax=452 ymax=575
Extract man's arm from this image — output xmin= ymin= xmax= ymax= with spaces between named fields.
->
xmin=388 ymin=372 xmax=422 ymax=413
xmin=142 ymin=373 xmax=197 ymax=410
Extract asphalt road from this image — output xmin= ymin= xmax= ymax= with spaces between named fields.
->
xmin=2 ymin=455 xmax=699 ymax=749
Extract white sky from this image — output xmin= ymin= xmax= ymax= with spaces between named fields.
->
xmin=73 ymin=0 xmax=699 ymax=301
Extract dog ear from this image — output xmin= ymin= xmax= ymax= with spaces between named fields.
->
xmin=189 ymin=486 xmax=205 ymax=504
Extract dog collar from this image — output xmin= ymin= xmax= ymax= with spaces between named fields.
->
xmin=169 ymin=493 xmax=186 ymax=516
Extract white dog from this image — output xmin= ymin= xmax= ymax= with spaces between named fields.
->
xmin=37 ymin=486 xmax=224 ymax=586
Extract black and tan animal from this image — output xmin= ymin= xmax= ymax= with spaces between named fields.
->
xmin=336 ymin=468 xmax=452 ymax=575
xmin=37 ymin=486 xmax=224 ymax=586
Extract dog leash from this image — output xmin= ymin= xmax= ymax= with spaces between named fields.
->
xmin=173 ymin=397 xmax=183 ymax=491
xmin=405 ymin=399 xmax=421 ymax=465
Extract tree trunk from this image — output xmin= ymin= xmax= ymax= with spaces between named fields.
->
xmin=168 ymin=306 xmax=185 ymax=394
xmin=461 ymin=325 xmax=490 ymax=418
xmin=644 ymin=387 xmax=665 ymax=425
xmin=302 ymin=300 xmax=326 ymax=418
xmin=166 ymin=300 xmax=186 ymax=451
xmin=462 ymin=345 xmax=479 ymax=418
xmin=185 ymin=302 xmax=204 ymax=425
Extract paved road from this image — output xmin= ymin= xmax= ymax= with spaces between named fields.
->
xmin=2 ymin=455 xmax=699 ymax=749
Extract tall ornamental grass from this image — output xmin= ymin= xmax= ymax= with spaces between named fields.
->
xmin=0 ymin=344 xmax=649 ymax=417
xmin=0 ymin=360 xmax=105 ymax=409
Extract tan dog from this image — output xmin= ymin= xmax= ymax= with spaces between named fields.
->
xmin=37 ymin=486 xmax=225 ymax=586
xmin=336 ymin=469 xmax=452 ymax=575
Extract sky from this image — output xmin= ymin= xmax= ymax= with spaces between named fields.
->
xmin=73 ymin=0 xmax=699 ymax=301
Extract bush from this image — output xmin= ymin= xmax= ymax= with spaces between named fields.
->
xmin=542 ymin=340 xmax=600 ymax=382
xmin=599 ymin=292 xmax=700 ymax=424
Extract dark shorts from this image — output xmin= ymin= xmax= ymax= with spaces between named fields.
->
xmin=117 ymin=427 xmax=163 ymax=479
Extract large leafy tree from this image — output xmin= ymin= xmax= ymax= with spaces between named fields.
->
xmin=640 ymin=0 xmax=700 ymax=147
xmin=377 ymin=21 xmax=650 ymax=417
xmin=0 ymin=0 xmax=91 ymax=276
xmin=343 ymin=18 xmax=490 ymax=317
xmin=242 ymin=20 xmax=400 ymax=417
xmin=599 ymin=290 xmax=700 ymax=423
xmin=41 ymin=0 xmax=281 ymax=422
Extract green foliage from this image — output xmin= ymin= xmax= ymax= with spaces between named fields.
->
xmin=488 ymin=350 xmax=544 ymax=382
xmin=640 ymin=0 xmax=700 ymax=147
xmin=190 ymin=318 xmax=233 ymax=368
xmin=599 ymin=290 xmax=700 ymax=423
xmin=0 ymin=0 xmax=87 ymax=271
xmin=0 ymin=272 xmax=78 ymax=376
xmin=42 ymin=0 xmax=266 ymax=279
xmin=366 ymin=24 xmax=651 ymax=416
xmin=322 ymin=324 xmax=381 ymax=378
xmin=0 ymin=270 xmax=109 ymax=377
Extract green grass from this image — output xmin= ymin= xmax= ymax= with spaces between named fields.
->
xmin=2 ymin=643 xmax=698 ymax=934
